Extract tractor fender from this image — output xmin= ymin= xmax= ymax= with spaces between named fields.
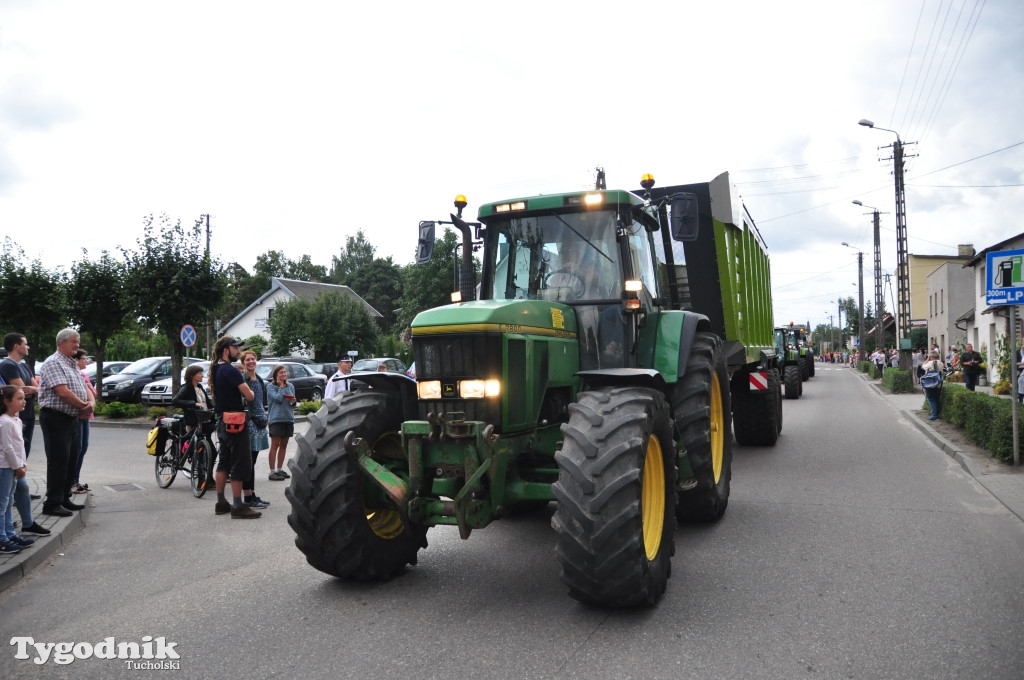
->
xmin=676 ymin=311 xmax=711 ymax=379
xmin=578 ymin=368 xmax=668 ymax=394
xmin=344 ymin=371 xmax=419 ymax=421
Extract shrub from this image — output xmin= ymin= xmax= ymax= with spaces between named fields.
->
xmin=992 ymin=379 xmax=1012 ymax=396
xmin=884 ymin=368 xmax=914 ymax=393
xmin=986 ymin=400 xmax=1023 ymax=461
xmin=296 ymin=400 xmax=321 ymax=415
xmin=99 ymin=401 xmax=147 ymax=419
xmin=147 ymin=406 xmax=175 ymax=419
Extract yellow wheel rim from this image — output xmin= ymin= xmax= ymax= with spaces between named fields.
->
xmin=710 ymin=372 xmax=724 ymax=483
xmin=364 ymin=432 xmax=406 ymax=540
xmin=642 ymin=435 xmax=666 ymax=561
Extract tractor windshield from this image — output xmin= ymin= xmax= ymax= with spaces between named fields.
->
xmin=483 ymin=210 xmax=622 ymax=302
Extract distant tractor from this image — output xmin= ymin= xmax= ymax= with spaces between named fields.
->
xmin=774 ymin=323 xmax=812 ymax=398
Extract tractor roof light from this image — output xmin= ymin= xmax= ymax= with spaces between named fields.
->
xmin=640 ymin=173 xmax=655 ymax=191
xmin=451 ymin=291 xmax=462 ymax=303
xmin=624 ymin=280 xmax=643 ymax=293
xmin=583 ymin=193 xmax=604 ymax=206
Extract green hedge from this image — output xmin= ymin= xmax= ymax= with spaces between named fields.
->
xmin=882 ymin=367 xmax=914 ymax=393
xmin=94 ymin=401 xmax=148 ymax=419
xmin=926 ymin=385 xmax=1024 ymax=462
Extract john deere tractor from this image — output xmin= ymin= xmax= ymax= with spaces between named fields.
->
xmin=774 ymin=323 xmax=812 ymax=398
xmin=286 ymin=170 xmax=780 ymax=607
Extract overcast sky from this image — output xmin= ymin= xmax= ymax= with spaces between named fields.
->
xmin=2 ymin=0 xmax=1022 ymax=328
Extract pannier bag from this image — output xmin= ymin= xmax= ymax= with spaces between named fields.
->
xmin=146 ymin=426 xmax=161 ymax=455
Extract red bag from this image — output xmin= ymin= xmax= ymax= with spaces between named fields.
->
xmin=222 ymin=411 xmax=246 ymax=434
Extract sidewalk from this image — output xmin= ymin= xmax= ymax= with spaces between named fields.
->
xmin=0 ymin=476 xmax=93 ymax=592
xmin=859 ymin=370 xmax=1024 ymax=522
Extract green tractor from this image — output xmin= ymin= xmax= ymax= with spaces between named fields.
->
xmin=286 ymin=171 xmax=780 ymax=607
xmin=773 ymin=323 xmax=812 ymax=398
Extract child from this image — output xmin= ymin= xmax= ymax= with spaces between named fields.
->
xmin=1 ymin=385 xmax=34 ymax=553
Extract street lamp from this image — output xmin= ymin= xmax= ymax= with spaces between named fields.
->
xmin=860 ymin=118 xmax=914 ymax=370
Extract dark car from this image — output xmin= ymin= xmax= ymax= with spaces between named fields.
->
xmin=256 ymin=361 xmax=327 ymax=401
xmin=82 ymin=361 xmax=131 ymax=387
xmin=352 ymin=357 xmax=408 ymax=374
xmin=100 ymin=356 xmax=202 ymax=403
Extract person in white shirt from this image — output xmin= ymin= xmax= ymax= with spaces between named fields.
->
xmin=324 ymin=356 xmax=354 ymax=400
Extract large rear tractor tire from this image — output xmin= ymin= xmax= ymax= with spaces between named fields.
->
xmin=732 ymin=367 xmax=781 ymax=446
xmin=285 ymin=391 xmax=427 ymax=581
xmin=551 ymin=386 xmax=677 ymax=607
xmin=799 ymin=356 xmax=809 ymax=381
xmin=784 ymin=365 xmax=802 ymax=399
xmin=672 ymin=332 xmax=732 ymax=522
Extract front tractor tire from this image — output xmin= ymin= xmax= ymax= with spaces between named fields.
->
xmin=672 ymin=331 xmax=733 ymax=522
xmin=551 ymin=386 xmax=677 ymax=607
xmin=285 ymin=390 xmax=427 ymax=581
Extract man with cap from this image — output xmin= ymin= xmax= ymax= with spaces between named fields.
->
xmin=324 ymin=355 xmax=354 ymax=400
xmin=207 ymin=336 xmax=261 ymax=519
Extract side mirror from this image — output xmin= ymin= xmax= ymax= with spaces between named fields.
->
xmin=416 ymin=221 xmax=436 ymax=264
xmin=668 ymin=193 xmax=699 ymax=242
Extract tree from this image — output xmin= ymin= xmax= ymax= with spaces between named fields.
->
xmin=66 ymin=250 xmax=131 ymax=384
xmin=329 ymin=231 xmax=376 ymax=284
xmin=121 ymin=214 xmax=224 ymax=397
xmin=266 ymin=292 xmax=377 ymax=361
xmin=346 ymin=257 xmax=403 ymax=334
xmin=395 ymin=228 xmax=461 ymax=332
xmin=0 ymin=237 xmax=66 ymax=367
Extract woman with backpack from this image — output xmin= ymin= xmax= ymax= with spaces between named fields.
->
xmin=921 ymin=350 xmax=946 ymax=421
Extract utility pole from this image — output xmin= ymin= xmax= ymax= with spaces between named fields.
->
xmin=856 ymin=250 xmax=864 ymax=356
xmin=859 ymin=119 xmax=916 ymax=369
xmin=204 ymin=214 xmax=212 ymax=357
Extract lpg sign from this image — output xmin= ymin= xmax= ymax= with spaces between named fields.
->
xmin=986 ymin=249 xmax=1024 ymax=306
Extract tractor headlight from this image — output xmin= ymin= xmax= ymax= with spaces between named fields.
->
xmin=459 ymin=379 xmax=501 ymax=399
xmin=417 ymin=380 xmax=442 ymax=400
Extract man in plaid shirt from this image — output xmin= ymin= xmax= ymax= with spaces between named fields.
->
xmin=37 ymin=328 xmax=94 ymax=517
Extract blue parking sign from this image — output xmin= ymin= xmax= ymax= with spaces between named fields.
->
xmin=180 ymin=324 xmax=197 ymax=348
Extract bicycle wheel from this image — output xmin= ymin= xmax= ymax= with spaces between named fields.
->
xmin=155 ymin=436 xmax=178 ymax=489
xmin=190 ymin=437 xmax=213 ymax=498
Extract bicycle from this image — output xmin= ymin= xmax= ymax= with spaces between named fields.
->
xmin=154 ymin=410 xmax=216 ymax=498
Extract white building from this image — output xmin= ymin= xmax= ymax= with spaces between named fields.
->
xmin=960 ymin=233 xmax=1024 ymax=383
xmin=219 ymin=277 xmax=382 ymax=356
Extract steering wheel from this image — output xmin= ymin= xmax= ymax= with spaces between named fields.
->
xmin=545 ymin=270 xmax=585 ymax=298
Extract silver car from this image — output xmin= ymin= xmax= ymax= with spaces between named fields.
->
xmin=141 ymin=361 xmax=211 ymax=405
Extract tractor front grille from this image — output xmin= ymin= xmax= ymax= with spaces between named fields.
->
xmin=414 ymin=334 xmax=502 ymax=427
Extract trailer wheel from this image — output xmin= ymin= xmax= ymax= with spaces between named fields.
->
xmin=285 ymin=391 xmax=427 ymax=581
xmin=552 ymin=386 xmax=676 ymax=607
xmin=784 ymin=365 xmax=802 ymax=399
xmin=732 ymin=367 xmax=781 ymax=446
xmin=672 ymin=332 xmax=733 ymax=522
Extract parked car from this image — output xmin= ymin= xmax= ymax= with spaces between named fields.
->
xmin=81 ymin=360 xmax=131 ymax=387
xmin=260 ymin=356 xmax=317 ymax=366
xmin=352 ymin=357 xmax=408 ymax=374
xmin=255 ymin=361 xmax=326 ymax=401
xmin=101 ymin=356 xmax=202 ymax=403
xmin=141 ymin=361 xmax=211 ymax=405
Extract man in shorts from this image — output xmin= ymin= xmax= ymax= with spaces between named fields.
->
xmin=207 ymin=336 xmax=261 ymax=519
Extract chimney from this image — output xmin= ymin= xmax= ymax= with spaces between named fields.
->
xmin=957 ymin=244 xmax=975 ymax=258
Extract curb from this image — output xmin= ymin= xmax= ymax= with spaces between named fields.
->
xmin=0 ymin=479 xmax=93 ymax=594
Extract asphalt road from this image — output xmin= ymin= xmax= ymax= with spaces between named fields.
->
xmin=2 ymin=366 xmax=1023 ymax=679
